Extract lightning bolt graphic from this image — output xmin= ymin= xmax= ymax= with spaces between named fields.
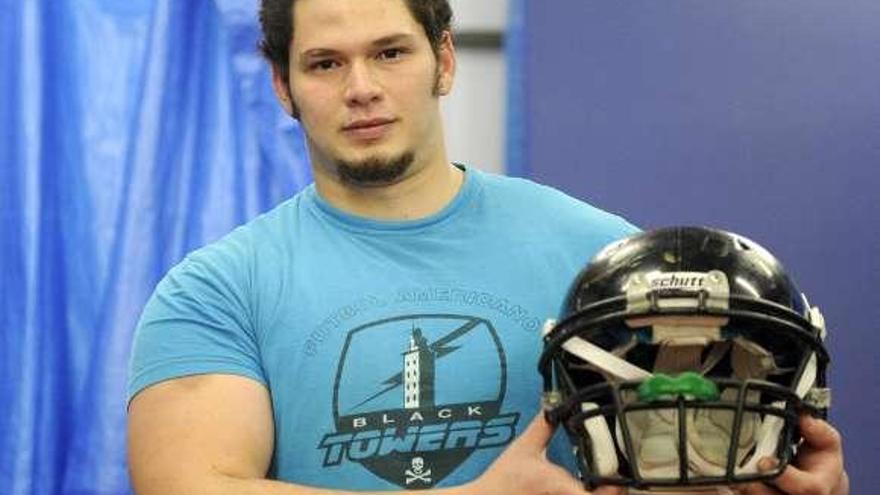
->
xmin=350 ymin=318 xmax=481 ymax=410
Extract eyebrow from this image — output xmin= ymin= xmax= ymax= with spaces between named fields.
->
xmin=299 ymin=33 xmax=417 ymax=59
xmin=371 ymin=33 xmax=417 ymax=48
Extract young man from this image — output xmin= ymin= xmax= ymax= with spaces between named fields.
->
xmin=127 ymin=1 xmax=847 ymax=494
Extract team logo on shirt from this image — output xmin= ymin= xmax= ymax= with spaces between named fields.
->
xmin=318 ymin=314 xmax=519 ymax=488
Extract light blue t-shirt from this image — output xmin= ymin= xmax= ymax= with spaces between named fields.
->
xmin=129 ymin=166 xmax=638 ymax=490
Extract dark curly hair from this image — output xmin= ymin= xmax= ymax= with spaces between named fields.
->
xmin=259 ymin=0 xmax=453 ymax=83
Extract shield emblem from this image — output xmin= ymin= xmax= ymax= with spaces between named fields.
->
xmin=329 ymin=314 xmax=510 ymax=488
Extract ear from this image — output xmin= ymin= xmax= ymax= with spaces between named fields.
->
xmin=270 ymin=63 xmax=296 ymax=116
xmin=435 ymin=31 xmax=456 ymax=96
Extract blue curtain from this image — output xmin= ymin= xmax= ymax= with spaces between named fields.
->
xmin=0 ymin=1 xmax=310 ymax=493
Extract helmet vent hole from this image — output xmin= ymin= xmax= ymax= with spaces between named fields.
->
xmin=702 ymin=237 xmax=730 ymax=257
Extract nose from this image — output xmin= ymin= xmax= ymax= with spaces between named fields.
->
xmin=344 ymin=60 xmax=382 ymax=107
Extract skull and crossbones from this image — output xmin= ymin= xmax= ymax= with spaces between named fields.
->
xmin=405 ymin=456 xmax=432 ymax=485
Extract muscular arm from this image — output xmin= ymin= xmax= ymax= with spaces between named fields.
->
xmin=128 ymin=374 xmax=380 ymax=495
xmin=128 ymin=374 xmax=617 ymax=495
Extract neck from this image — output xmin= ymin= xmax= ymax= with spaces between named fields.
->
xmin=312 ymin=159 xmax=465 ymax=221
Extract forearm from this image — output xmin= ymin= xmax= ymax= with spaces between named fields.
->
xmin=217 ymin=477 xmax=477 ymax=495
xmin=136 ymin=472 xmax=479 ymax=495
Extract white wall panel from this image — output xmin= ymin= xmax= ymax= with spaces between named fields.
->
xmin=442 ymin=50 xmax=506 ymax=174
xmin=442 ymin=0 xmax=508 ymax=174
xmin=448 ymin=0 xmax=508 ymax=31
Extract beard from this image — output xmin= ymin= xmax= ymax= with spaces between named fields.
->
xmin=334 ymin=151 xmax=415 ymax=186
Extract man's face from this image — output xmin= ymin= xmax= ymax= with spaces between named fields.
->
xmin=276 ymin=0 xmax=455 ymax=185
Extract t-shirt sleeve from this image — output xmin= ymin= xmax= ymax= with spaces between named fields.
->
xmin=127 ymin=238 xmax=265 ymax=403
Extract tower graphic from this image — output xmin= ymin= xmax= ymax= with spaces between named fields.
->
xmin=403 ymin=327 xmax=436 ymax=409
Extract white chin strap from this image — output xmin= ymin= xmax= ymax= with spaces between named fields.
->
xmin=737 ymin=351 xmax=818 ymax=474
xmin=738 ymin=303 xmax=826 ymax=475
xmin=543 ymin=319 xmax=649 ymax=477
xmin=544 ymin=308 xmax=825 ymax=484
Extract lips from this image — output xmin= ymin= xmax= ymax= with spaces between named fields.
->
xmin=342 ymin=117 xmax=396 ymax=141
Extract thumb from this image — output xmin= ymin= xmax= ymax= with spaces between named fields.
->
xmin=592 ymin=486 xmax=627 ymax=495
xmin=510 ymin=412 xmax=556 ymax=453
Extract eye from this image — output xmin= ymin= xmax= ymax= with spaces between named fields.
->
xmin=309 ymin=59 xmax=339 ymax=71
xmin=378 ymin=47 xmax=406 ymax=61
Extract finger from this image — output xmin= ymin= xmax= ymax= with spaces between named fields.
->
xmin=546 ymin=467 xmax=591 ymax=495
xmin=769 ymin=467 xmax=820 ymax=495
xmin=737 ymin=481 xmax=784 ymax=495
xmin=762 ymin=460 xmax=823 ymax=495
xmin=799 ymin=415 xmax=842 ymax=453
xmin=511 ymin=412 xmax=555 ymax=453
xmin=592 ymin=485 xmax=627 ymax=495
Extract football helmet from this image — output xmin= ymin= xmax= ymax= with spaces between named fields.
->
xmin=540 ymin=226 xmax=830 ymax=492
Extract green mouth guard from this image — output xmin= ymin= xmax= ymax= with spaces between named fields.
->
xmin=637 ymin=372 xmax=720 ymax=402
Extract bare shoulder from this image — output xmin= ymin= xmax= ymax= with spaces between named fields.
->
xmin=128 ymin=374 xmax=274 ymax=494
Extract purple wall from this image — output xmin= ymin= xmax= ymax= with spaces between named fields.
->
xmin=522 ymin=1 xmax=880 ymax=492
